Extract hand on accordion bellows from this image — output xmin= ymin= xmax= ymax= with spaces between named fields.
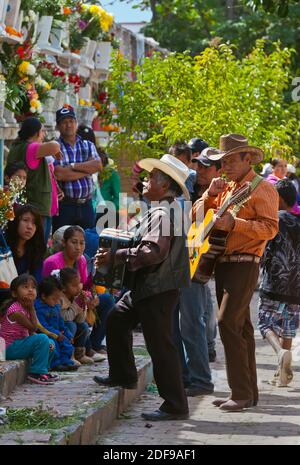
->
xmin=95 ymin=248 xmax=111 ymax=268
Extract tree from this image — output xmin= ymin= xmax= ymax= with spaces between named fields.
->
xmin=247 ymin=0 xmax=300 ymax=17
xmin=118 ymin=0 xmax=300 ymax=71
xmin=103 ymin=42 xmax=300 ymax=165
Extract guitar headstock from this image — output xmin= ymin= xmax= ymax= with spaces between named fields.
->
xmin=231 ymin=182 xmax=252 ymax=206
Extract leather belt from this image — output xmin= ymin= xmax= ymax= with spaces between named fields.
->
xmin=218 ymin=254 xmax=260 ymax=264
xmin=62 ymin=197 xmax=91 ymax=205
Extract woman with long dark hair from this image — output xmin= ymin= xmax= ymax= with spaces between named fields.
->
xmin=5 ymin=204 xmax=46 ymax=283
xmin=6 ymin=117 xmax=63 ymax=242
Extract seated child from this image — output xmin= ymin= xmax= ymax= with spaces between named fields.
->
xmin=35 ymin=276 xmax=77 ymax=371
xmin=54 ymin=268 xmax=94 ymax=365
xmin=0 ymin=274 xmax=57 ymax=385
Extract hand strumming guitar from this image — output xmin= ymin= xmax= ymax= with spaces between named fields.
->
xmin=214 ymin=212 xmax=235 ymax=232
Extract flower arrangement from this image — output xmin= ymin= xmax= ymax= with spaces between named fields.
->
xmin=79 ymin=98 xmax=93 ymax=106
xmin=93 ymin=83 xmax=112 ymax=121
xmin=37 ymin=61 xmax=82 ymax=93
xmin=68 ymin=2 xmax=114 ymax=52
xmin=0 ymin=39 xmax=52 ymax=117
xmin=0 ymin=177 xmax=26 ymax=230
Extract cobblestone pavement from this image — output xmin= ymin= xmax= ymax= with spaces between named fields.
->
xmin=97 ymin=286 xmax=300 ymax=445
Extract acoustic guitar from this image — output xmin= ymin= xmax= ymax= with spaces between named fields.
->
xmin=188 ymin=182 xmax=252 ymax=281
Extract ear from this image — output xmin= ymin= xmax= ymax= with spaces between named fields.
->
xmin=245 ymin=153 xmax=252 ymax=165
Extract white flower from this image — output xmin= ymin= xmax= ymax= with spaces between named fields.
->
xmin=29 ymin=106 xmax=37 ymax=113
xmin=28 ymin=10 xmax=37 ymax=22
xmin=26 ymin=64 xmax=36 ymax=76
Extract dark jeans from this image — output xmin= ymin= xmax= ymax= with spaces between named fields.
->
xmin=52 ymin=199 xmax=95 ymax=232
xmin=106 ymin=290 xmax=188 ymax=415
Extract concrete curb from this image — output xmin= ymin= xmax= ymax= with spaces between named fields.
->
xmin=53 ymin=358 xmax=153 ymax=445
xmin=0 ymin=360 xmax=29 ymax=398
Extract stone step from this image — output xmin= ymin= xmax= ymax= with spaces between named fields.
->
xmin=0 ymin=360 xmax=29 ymax=398
xmin=0 ymin=356 xmax=153 ymax=445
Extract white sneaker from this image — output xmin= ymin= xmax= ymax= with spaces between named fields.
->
xmin=91 ymin=353 xmax=106 ymax=362
xmin=278 ymin=349 xmax=292 ymax=387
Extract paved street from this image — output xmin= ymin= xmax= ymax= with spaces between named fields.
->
xmin=97 ymin=285 xmax=300 ymax=445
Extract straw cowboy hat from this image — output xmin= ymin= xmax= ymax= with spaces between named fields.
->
xmin=208 ymin=133 xmax=264 ymax=165
xmin=138 ymin=154 xmax=190 ymax=200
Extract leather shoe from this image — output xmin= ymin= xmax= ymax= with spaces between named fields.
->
xmin=141 ymin=410 xmax=189 ymax=421
xmin=213 ymin=397 xmax=258 ymax=407
xmin=93 ymin=376 xmax=137 ymax=390
xmin=219 ymin=399 xmax=254 ymax=411
xmin=185 ymin=386 xmax=214 ymax=397
xmin=212 ymin=397 xmax=230 ymax=407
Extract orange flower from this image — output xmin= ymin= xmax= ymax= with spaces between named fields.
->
xmin=5 ymin=26 xmax=22 ymax=37
xmin=0 ymin=281 xmax=10 ymax=288
xmin=63 ymin=7 xmax=72 ymax=14
xmin=5 ymin=210 xmax=15 ymax=221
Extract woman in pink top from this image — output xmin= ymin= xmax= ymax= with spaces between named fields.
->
xmin=26 ymin=133 xmax=64 ymax=243
xmin=8 ymin=118 xmax=63 ymax=243
xmin=42 ymin=226 xmax=88 ymax=285
xmin=0 ymin=274 xmax=57 ymax=385
xmin=266 ymin=159 xmax=300 ymax=214
xmin=266 ymin=158 xmax=288 ymax=184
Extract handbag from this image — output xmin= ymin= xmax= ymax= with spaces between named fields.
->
xmin=0 ymin=230 xmax=18 ymax=286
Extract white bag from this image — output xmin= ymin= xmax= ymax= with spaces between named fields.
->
xmin=0 ymin=232 xmax=18 ymax=286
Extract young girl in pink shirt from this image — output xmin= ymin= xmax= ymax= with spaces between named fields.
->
xmin=0 ymin=274 xmax=57 ymax=385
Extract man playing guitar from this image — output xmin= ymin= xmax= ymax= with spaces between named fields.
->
xmin=192 ymin=133 xmax=279 ymax=411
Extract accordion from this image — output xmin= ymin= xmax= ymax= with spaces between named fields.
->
xmin=93 ymin=228 xmax=138 ymax=290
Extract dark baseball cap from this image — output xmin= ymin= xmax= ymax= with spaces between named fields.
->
xmin=192 ymin=147 xmax=223 ymax=167
xmin=56 ymin=105 xmax=76 ymax=124
xmin=188 ymin=138 xmax=209 ymax=153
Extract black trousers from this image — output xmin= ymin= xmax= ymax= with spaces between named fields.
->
xmin=106 ymin=290 xmax=189 ymax=415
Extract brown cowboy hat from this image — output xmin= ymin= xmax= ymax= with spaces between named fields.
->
xmin=208 ymin=133 xmax=264 ymax=164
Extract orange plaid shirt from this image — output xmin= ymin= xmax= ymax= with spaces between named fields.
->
xmin=192 ymin=169 xmax=279 ymax=257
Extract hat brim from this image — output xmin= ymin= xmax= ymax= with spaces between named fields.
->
xmin=209 ymin=145 xmax=264 ymax=164
xmin=56 ymin=114 xmax=77 ymax=124
xmin=138 ymin=158 xmax=190 ymax=200
xmin=192 ymin=157 xmax=212 ymax=167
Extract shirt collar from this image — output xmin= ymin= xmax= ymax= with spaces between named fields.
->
xmin=234 ymin=168 xmax=256 ymax=188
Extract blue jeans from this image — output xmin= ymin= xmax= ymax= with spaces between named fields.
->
xmin=89 ymin=293 xmax=115 ymax=350
xmin=42 ymin=216 xmax=52 ymax=245
xmin=173 ymin=303 xmax=190 ymax=386
xmin=52 ymin=199 xmax=95 ymax=232
xmin=64 ymin=321 xmax=90 ymax=347
xmin=6 ymin=334 xmax=55 ymax=374
xmin=203 ymin=286 xmax=217 ymax=354
xmin=180 ymin=282 xmax=214 ymax=390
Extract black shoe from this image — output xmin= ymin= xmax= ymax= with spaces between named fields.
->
xmin=93 ymin=376 xmax=137 ymax=390
xmin=185 ymin=386 xmax=214 ymax=397
xmin=209 ymin=350 xmax=217 ymax=363
xmin=141 ymin=410 xmax=189 ymax=421
xmin=52 ymin=365 xmax=76 ymax=372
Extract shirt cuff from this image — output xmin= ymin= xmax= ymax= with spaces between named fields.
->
xmin=202 ymin=189 xmax=218 ymax=207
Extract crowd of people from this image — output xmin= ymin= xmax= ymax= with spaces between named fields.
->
xmin=0 ymin=105 xmax=300 ymax=420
